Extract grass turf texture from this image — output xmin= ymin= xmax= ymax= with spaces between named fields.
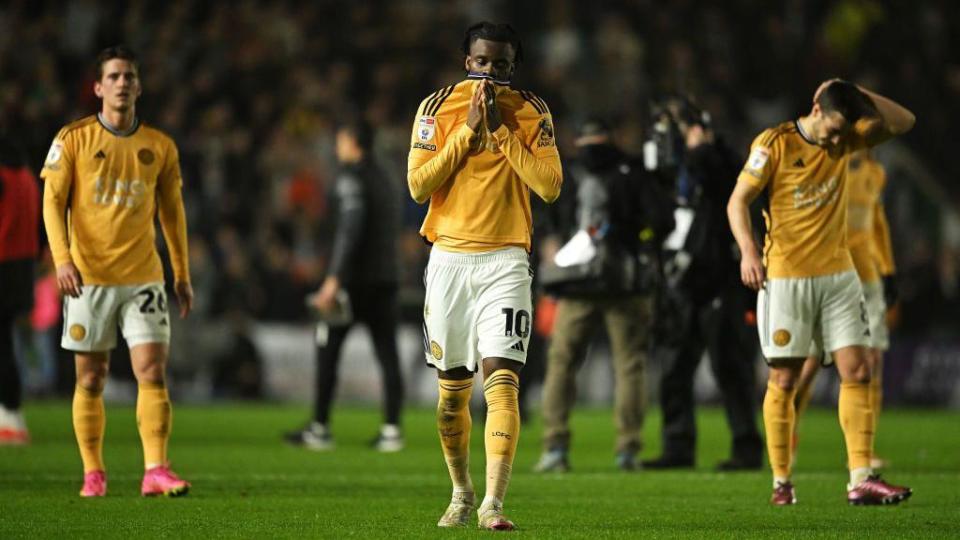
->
xmin=2 ymin=404 xmax=958 ymax=539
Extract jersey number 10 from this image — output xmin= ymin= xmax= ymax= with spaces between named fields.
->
xmin=501 ymin=308 xmax=531 ymax=338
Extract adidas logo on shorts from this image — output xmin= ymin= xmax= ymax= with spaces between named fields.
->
xmin=510 ymin=341 xmax=524 ymax=352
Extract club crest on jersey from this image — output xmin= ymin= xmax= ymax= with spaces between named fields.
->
xmin=430 ymin=340 xmax=443 ymax=360
xmin=69 ymin=324 xmax=87 ymax=341
xmin=138 ymin=148 xmax=155 ymax=165
xmin=418 ymin=116 xmax=436 ymax=142
xmin=537 ymin=119 xmax=555 ymax=147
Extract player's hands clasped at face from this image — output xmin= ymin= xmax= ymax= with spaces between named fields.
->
xmin=740 ymin=252 xmax=766 ymax=291
xmin=467 ymin=82 xmax=484 ymax=132
xmin=482 ymin=80 xmax=502 ymax=132
xmin=56 ymin=262 xmax=83 ymax=298
xmin=174 ymin=281 xmax=194 ymax=319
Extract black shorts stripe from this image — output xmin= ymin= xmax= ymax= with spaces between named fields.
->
xmin=421 ymin=320 xmax=430 ymax=357
xmin=426 ymin=85 xmax=454 ymax=116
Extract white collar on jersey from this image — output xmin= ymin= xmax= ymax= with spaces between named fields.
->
xmin=97 ymin=112 xmax=140 ymax=137
xmin=794 ymin=118 xmax=816 ymax=145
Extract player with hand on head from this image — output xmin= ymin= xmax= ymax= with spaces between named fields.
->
xmin=727 ymin=78 xmax=914 ymax=506
xmin=408 ymin=21 xmax=562 ymax=531
xmin=41 ymin=46 xmax=193 ymax=498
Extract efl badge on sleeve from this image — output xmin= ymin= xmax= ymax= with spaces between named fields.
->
xmin=747 ymin=147 xmax=769 ymax=172
xmin=418 ymin=116 xmax=436 ymax=142
xmin=46 ymin=142 xmax=63 ymax=165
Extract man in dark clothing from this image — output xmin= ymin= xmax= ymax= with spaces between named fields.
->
xmin=0 ymin=136 xmax=40 ymax=445
xmin=534 ymin=119 xmax=673 ymax=472
xmin=284 ymin=119 xmax=405 ymax=452
xmin=643 ymin=101 xmax=763 ymax=471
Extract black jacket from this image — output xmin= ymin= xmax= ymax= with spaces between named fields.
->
xmin=541 ymin=144 xmax=674 ymax=295
xmin=326 ymin=158 xmax=400 ymax=286
xmin=677 ymin=138 xmax=744 ymax=302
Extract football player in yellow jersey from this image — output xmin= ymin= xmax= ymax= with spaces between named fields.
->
xmin=41 ymin=46 xmax=192 ymax=498
xmin=407 ymin=22 xmax=561 ymax=531
xmin=727 ymin=80 xmax=914 ymax=506
xmin=792 ymin=150 xmax=894 ymax=467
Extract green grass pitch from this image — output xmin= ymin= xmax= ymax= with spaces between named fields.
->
xmin=2 ymin=403 xmax=958 ymax=538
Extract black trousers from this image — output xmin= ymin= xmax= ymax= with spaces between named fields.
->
xmin=0 ymin=312 xmax=22 ymax=410
xmin=658 ymin=285 xmax=762 ymax=461
xmin=313 ymin=283 xmax=403 ymax=426
xmin=0 ymin=259 xmax=33 ymax=411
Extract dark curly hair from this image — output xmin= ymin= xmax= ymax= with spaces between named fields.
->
xmin=461 ymin=22 xmax=523 ymax=64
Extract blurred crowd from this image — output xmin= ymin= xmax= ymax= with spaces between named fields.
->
xmin=1 ymin=0 xmax=958 ymax=372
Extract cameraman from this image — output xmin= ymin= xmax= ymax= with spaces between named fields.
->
xmin=535 ymin=119 xmax=673 ymax=472
xmin=643 ymin=99 xmax=763 ymax=471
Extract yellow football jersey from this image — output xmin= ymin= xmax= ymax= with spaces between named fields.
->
xmin=738 ymin=120 xmax=861 ymax=279
xmin=41 ymin=115 xmax=189 ymax=286
xmin=407 ymin=79 xmax=562 ymax=252
xmin=871 ymin=175 xmax=896 ymax=276
xmin=846 ymin=153 xmax=886 ymax=283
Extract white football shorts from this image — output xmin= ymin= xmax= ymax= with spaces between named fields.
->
xmin=62 ymin=282 xmax=171 ymax=352
xmin=862 ymin=280 xmax=889 ymax=351
xmin=422 ymin=246 xmax=533 ymax=372
xmin=757 ymin=270 xmax=870 ymax=363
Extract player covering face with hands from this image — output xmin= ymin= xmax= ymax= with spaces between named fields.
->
xmin=407 ymin=22 xmax=562 ymax=531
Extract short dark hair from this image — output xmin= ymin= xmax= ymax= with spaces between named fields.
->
xmin=461 ymin=22 xmax=524 ymax=64
xmin=816 ymin=81 xmax=875 ymax=124
xmin=95 ymin=45 xmax=139 ymax=79
xmin=337 ymin=117 xmax=375 ymax=152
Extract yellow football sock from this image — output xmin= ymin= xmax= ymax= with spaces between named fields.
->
xmin=763 ymin=381 xmax=796 ymax=483
xmin=483 ymin=370 xmax=520 ymax=505
xmin=136 ymin=382 xmax=172 ymax=469
xmin=73 ymin=385 xmax=106 ymax=473
xmin=870 ymin=370 xmax=882 ymax=442
xmin=794 ymin=377 xmax=815 ymax=420
xmin=437 ymin=378 xmax=474 ymax=494
xmin=839 ymin=381 xmax=874 ymax=473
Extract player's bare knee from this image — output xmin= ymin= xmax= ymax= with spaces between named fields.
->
xmin=839 ymin=363 xmax=871 ymax=384
xmin=76 ymin=370 xmax=107 ymax=392
xmin=75 ymin=354 xmax=109 ymax=392
xmin=132 ymin=355 xmax=167 ymax=384
xmin=481 ymin=357 xmax=522 ymax=379
xmin=768 ymin=368 xmax=800 ymax=391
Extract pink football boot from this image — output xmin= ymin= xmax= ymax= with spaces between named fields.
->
xmin=141 ymin=464 xmax=191 ymax=497
xmin=80 ymin=470 xmax=107 ymax=497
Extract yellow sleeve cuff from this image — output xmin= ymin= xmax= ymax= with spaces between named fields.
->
xmin=491 ymin=124 xmax=511 ymax=144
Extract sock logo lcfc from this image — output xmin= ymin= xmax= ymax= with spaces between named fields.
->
xmin=491 ymin=431 xmax=512 ymax=440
